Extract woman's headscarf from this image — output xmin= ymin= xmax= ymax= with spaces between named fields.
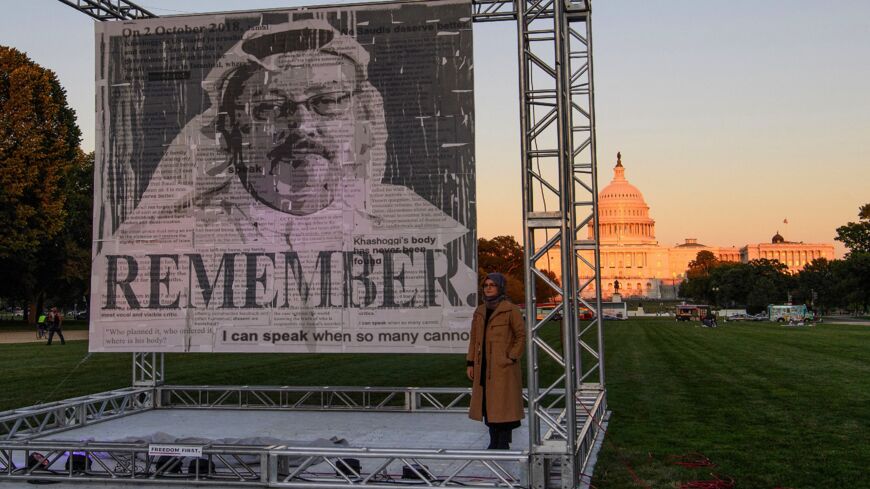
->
xmin=483 ymin=272 xmax=507 ymax=310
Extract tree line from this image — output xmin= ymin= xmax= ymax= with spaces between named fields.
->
xmin=679 ymin=204 xmax=870 ymax=314
xmin=0 ymin=46 xmax=92 ymax=321
xmin=477 ymin=235 xmax=560 ymax=305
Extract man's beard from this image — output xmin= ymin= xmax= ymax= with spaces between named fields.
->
xmin=258 ymin=136 xmax=339 ymax=215
xmin=268 ymin=139 xmax=334 ymax=190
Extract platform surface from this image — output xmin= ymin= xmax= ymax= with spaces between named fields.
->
xmin=38 ymin=408 xmax=528 ymax=450
xmin=2 ymin=408 xmax=530 ymax=488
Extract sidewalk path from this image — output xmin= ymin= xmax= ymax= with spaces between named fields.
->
xmin=0 ymin=330 xmax=88 ymax=344
xmin=824 ymin=320 xmax=870 ymax=326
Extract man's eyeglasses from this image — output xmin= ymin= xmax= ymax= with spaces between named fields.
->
xmin=249 ymin=91 xmax=354 ymax=120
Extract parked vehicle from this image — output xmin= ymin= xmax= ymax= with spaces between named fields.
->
xmin=578 ymin=306 xmax=594 ymax=320
xmin=726 ymin=313 xmax=749 ymax=322
xmin=520 ymin=303 xmax=596 ymax=321
xmin=767 ymin=304 xmax=813 ymax=323
xmin=520 ymin=302 xmax=563 ymax=322
xmin=675 ymin=304 xmax=713 ymax=322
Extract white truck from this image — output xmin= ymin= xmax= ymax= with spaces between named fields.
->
xmin=767 ymin=304 xmax=813 ymax=323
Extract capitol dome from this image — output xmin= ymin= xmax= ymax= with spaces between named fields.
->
xmin=589 ymin=153 xmax=657 ymax=244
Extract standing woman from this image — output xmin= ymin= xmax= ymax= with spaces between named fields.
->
xmin=466 ymin=273 xmax=526 ymax=449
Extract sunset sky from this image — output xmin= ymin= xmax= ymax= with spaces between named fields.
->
xmin=1 ymin=0 xmax=867 ymax=257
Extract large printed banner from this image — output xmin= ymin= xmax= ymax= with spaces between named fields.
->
xmin=90 ymin=0 xmax=476 ymax=353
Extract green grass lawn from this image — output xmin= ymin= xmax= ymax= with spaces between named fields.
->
xmin=0 ymin=318 xmax=89 ymax=333
xmin=0 ymin=319 xmax=867 ymax=488
xmin=595 ymin=319 xmax=869 ymax=489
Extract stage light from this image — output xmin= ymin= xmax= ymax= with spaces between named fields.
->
xmin=334 ymin=458 xmax=361 ymax=477
xmin=188 ymin=458 xmax=214 ymax=476
xmin=65 ymin=453 xmax=91 ymax=473
xmin=26 ymin=453 xmax=48 ymax=470
xmin=402 ymin=463 xmax=434 ymax=481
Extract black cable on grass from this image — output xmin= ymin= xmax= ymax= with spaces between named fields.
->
xmin=36 ymin=353 xmax=93 ymax=404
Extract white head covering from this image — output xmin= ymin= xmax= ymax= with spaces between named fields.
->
xmin=190 ymin=18 xmax=388 ymax=211
xmin=200 ymin=19 xmax=371 ymax=132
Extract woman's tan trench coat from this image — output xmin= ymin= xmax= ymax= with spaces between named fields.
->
xmin=466 ymin=301 xmax=526 ymax=423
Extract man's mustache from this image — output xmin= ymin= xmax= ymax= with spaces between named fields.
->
xmin=267 ymin=137 xmax=332 ymax=163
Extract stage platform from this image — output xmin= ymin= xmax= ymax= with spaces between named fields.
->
xmin=37 ymin=409 xmax=529 ymax=451
xmin=3 ymin=409 xmax=528 ymax=488
xmin=0 ymin=386 xmax=606 ymax=488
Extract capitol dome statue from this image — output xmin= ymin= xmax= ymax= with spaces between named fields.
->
xmin=590 ymin=153 xmax=656 ymax=244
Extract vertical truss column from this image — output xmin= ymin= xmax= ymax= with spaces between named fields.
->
xmin=132 ymin=352 xmax=165 ymax=387
xmin=568 ymin=1 xmax=606 ymax=393
xmin=516 ymin=0 xmax=603 ymax=487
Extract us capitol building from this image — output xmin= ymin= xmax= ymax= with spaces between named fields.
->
xmin=562 ymin=153 xmax=836 ymax=300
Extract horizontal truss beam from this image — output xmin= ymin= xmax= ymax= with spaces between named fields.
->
xmin=0 ymin=388 xmax=153 ymax=441
xmin=56 ymin=0 xmax=155 ymax=20
xmin=157 ymin=385 xmax=564 ymax=412
xmin=56 ymin=0 xmax=571 ymax=23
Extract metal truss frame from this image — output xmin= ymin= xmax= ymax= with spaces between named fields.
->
xmin=158 ymin=386 xmax=475 ymax=412
xmin=155 ymin=386 xmax=587 ymax=413
xmin=513 ymin=1 xmax=605 ymax=487
xmin=55 ymin=0 xmax=155 ymax=20
xmin=0 ymin=439 xmax=527 ymax=487
xmin=132 ymin=352 xmax=164 ymax=387
xmin=14 ymin=1 xmax=607 ymax=487
xmin=0 ymin=386 xmax=606 ymax=487
xmin=0 ymin=388 xmax=154 ymax=441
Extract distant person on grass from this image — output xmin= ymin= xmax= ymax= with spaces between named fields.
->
xmin=465 ymin=273 xmax=526 ymax=449
xmin=46 ymin=307 xmax=65 ymax=345
xmin=36 ymin=313 xmax=47 ymax=339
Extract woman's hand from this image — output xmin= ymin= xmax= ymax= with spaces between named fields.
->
xmin=466 ymin=366 xmax=474 ymax=381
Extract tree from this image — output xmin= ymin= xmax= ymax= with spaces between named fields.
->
xmin=709 ymin=262 xmax=747 ymax=308
xmin=794 ymin=258 xmax=836 ymax=314
xmin=47 ymin=150 xmax=93 ymax=307
xmin=678 ymin=275 xmax=711 ymax=303
xmin=478 ymin=236 xmax=524 ymax=278
xmin=0 ymin=46 xmax=82 ymax=321
xmin=696 ymin=259 xmax=792 ymax=313
xmin=740 ymin=259 xmax=792 ymax=312
xmin=687 ymin=250 xmax=718 ymax=276
xmin=0 ymin=151 xmax=92 ymax=319
xmin=534 ymin=268 xmax=561 ymax=304
xmin=835 ymin=203 xmax=870 ymax=256
xmin=833 ymin=253 xmax=870 ymax=314
xmin=477 ymin=236 xmax=561 ymax=304
xmin=679 ymin=250 xmax=719 ymax=304
xmin=478 ymin=236 xmax=525 ymax=303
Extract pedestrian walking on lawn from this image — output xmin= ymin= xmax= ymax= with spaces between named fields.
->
xmin=46 ymin=307 xmax=65 ymax=345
